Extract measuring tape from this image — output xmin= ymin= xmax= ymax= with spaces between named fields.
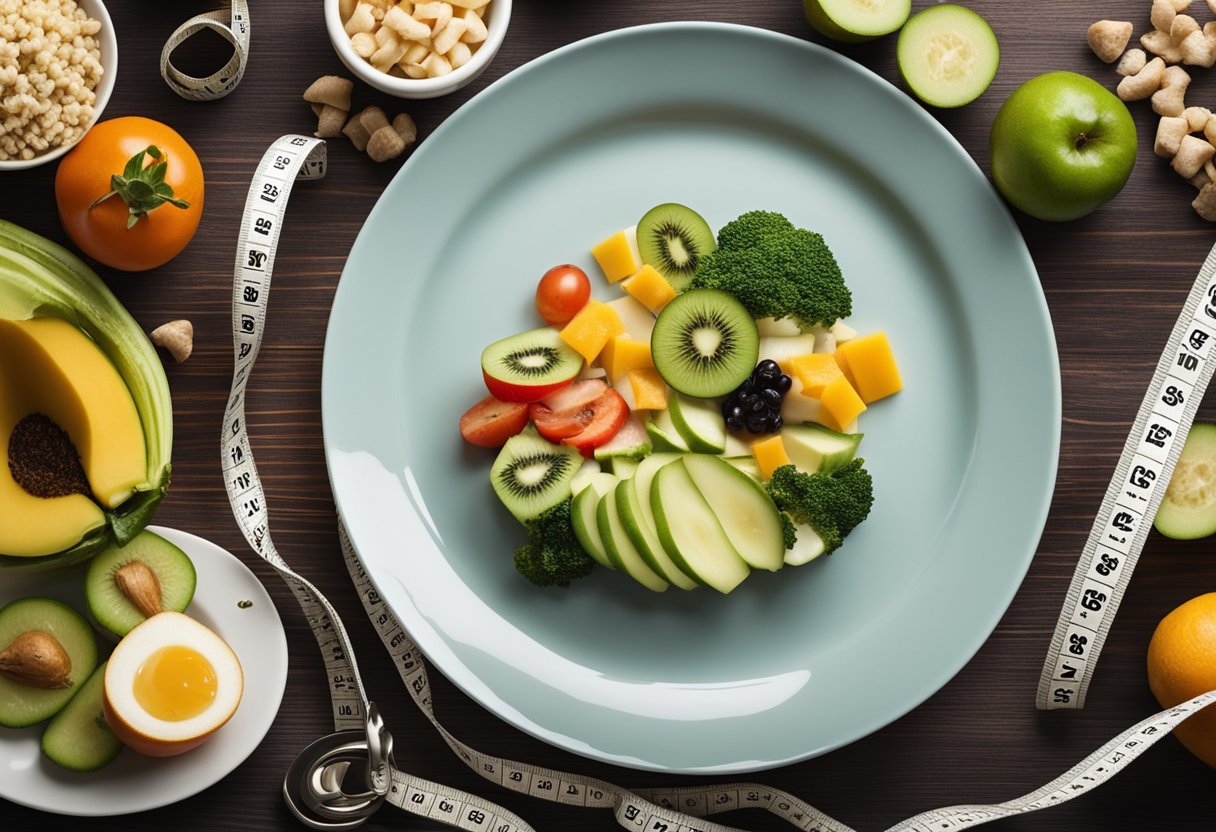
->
xmin=1036 ymin=241 xmax=1216 ymax=710
xmin=160 ymin=0 xmax=250 ymax=101
xmin=223 ymin=135 xmax=1216 ymax=832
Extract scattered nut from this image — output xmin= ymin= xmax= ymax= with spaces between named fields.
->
xmin=1193 ymin=181 xmax=1216 ymax=218
xmin=1143 ymin=29 xmax=1184 ymax=63
xmin=1157 ymin=115 xmax=1190 ymax=157
xmin=367 ymin=125 xmax=406 ymax=162
xmin=1117 ymin=56 xmax=1167 ymax=100
xmin=304 ymin=75 xmax=354 ymax=111
xmin=392 ymin=113 xmax=418 ymax=145
xmin=358 ymin=105 xmax=391 ymax=135
xmin=1173 ymin=0 xmax=1195 ymax=10
xmin=1180 ymin=28 xmax=1216 ymax=66
xmin=1205 ymin=114 xmax=1216 ymax=144
xmin=1185 ymin=105 xmax=1213 ymax=131
xmin=150 ymin=320 xmax=194 ymax=364
xmin=1089 ymin=21 xmax=1134 ymax=63
xmin=1171 ymin=14 xmax=1200 ymax=43
xmin=1151 ymin=0 xmax=1177 ymax=32
xmin=1172 ymin=134 xmax=1215 ymax=176
xmin=342 ymin=113 xmax=372 ymax=151
xmin=1118 ymin=47 xmax=1148 ymax=75
xmin=1152 ymin=65 xmax=1192 ymax=115
xmin=315 ymin=104 xmax=347 ymax=138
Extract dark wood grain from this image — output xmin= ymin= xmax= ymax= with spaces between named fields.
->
xmin=4 ymin=0 xmax=1216 ymax=829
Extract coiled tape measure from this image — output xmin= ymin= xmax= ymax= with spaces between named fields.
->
xmin=223 ymin=135 xmax=1216 ymax=832
xmin=161 ymin=0 xmax=250 ymax=101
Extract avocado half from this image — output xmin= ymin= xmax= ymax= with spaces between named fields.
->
xmin=0 ymin=220 xmax=172 ymax=573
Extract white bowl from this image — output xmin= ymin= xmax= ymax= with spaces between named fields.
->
xmin=0 ymin=0 xmax=117 ymax=171
xmin=324 ymin=0 xmax=511 ymax=99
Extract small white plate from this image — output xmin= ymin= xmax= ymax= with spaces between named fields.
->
xmin=0 ymin=526 xmax=288 ymax=816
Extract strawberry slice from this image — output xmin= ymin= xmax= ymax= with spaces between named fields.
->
xmin=459 ymin=395 xmax=530 ymax=448
xmin=564 ymin=390 xmax=630 ymax=457
xmin=528 ymin=380 xmax=609 ymax=440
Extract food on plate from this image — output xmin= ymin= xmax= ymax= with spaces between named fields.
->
xmin=635 ymin=203 xmax=717 ymax=290
xmin=0 ymin=0 xmax=104 ymax=162
xmin=1146 ymin=593 xmax=1216 ymax=767
xmin=103 ymin=611 xmax=242 ymax=757
xmin=55 ymin=117 xmax=203 ymax=271
xmin=536 ymin=264 xmax=591 ymax=325
xmin=1154 ymin=422 xmax=1216 ymax=539
xmin=85 ymin=531 xmax=197 ymax=637
xmin=803 ymin=0 xmax=911 ymax=43
xmin=651 ymin=288 xmax=759 ymax=398
xmin=41 ymin=660 xmax=121 ymax=771
xmin=990 ymin=72 xmax=1136 ymax=221
xmin=896 ymin=4 xmax=999 ymax=108
xmin=464 ymin=204 xmax=898 ymax=592
xmin=339 ymin=0 xmax=491 ymax=79
xmin=0 ymin=597 xmax=97 ymax=726
xmin=150 ymin=319 xmax=194 ymax=364
xmin=689 ymin=211 xmax=851 ymax=330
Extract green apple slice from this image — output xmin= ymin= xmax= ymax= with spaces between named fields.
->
xmin=785 ymin=519 xmax=828 ymax=566
xmin=645 ymin=410 xmax=690 ymax=452
xmin=680 ymin=455 xmax=785 ymax=572
xmin=616 ymin=479 xmax=697 ymax=590
xmin=651 ymin=462 xmax=750 ymax=594
xmin=897 ymin=4 xmax=999 ymax=108
xmin=570 ymin=459 xmax=603 ymax=496
xmin=668 ymin=393 xmax=726 ymax=454
xmin=804 ymin=0 xmax=911 ymax=43
xmin=723 ymin=456 xmax=761 ymax=480
xmin=571 ymin=473 xmax=618 ymax=569
xmin=604 ymin=457 xmax=640 ymax=478
xmin=781 ymin=423 xmax=862 ymax=473
xmin=597 ymin=485 xmax=668 ymax=591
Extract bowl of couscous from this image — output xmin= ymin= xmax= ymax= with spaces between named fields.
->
xmin=0 ymin=0 xmax=116 ymax=170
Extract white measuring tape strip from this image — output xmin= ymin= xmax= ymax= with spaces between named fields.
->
xmin=1036 ymin=241 xmax=1216 ymax=710
xmin=160 ymin=0 xmax=250 ymax=101
xmin=224 ymin=135 xmax=1216 ymax=832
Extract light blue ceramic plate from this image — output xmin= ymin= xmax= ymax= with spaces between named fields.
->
xmin=322 ymin=23 xmax=1060 ymax=774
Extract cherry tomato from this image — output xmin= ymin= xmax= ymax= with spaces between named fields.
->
xmin=459 ymin=395 xmax=529 ymax=448
xmin=55 ymin=117 xmax=204 ymax=272
xmin=529 ymin=380 xmax=629 ymax=457
xmin=535 ymin=264 xmax=591 ymax=325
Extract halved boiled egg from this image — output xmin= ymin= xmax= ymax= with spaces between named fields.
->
xmin=103 ymin=611 xmax=243 ymax=757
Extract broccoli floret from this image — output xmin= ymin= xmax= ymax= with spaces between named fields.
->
xmin=690 ymin=210 xmax=852 ymax=329
xmin=779 ymin=511 xmax=797 ymax=551
xmin=513 ymin=498 xmax=596 ymax=587
xmin=766 ymin=460 xmax=874 ymax=555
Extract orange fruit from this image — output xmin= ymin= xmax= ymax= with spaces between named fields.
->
xmin=1146 ymin=592 xmax=1216 ymax=768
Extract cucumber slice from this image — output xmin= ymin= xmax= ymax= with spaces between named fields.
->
xmin=596 ymin=486 xmax=669 ymax=591
xmin=681 ymin=455 xmax=785 ymax=572
xmin=41 ymin=661 xmax=122 ymax=771
xmin=782 ymin=423 xmax=862 ymax=473
xmin=645 ymin=410 xmax=690 ymax=452
xmin=897 ymin=5 xmax=999 ymax=108
xmin=571 ymin=473 xmax=618 ymax=568
xmin=618 ymin=465 xmax=698 ymax=590
xmin=804 ymin=0 xmax=912 ymax=43
xmin=668 ymin=393 xmax=726 ymax=454
xmin=652 ymin=462 xmax=751 ymax=594
xmin=0 ymin=597 xmax=97 ymax=727
xmin=785 ymin=520 xmax=828 ymax=566
xmin=1155 ymin=423 xmax=1216 ymax=539
xmin=84 ymin=530 xmax=197 ymax=637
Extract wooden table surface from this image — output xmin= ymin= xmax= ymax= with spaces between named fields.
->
xmin=4 ymin=0 xmax=1216 ymax=829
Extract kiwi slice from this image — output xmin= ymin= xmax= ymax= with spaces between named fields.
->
xmin=41 ymin=661 xmax=122 ymax=772
xmin=636 ymin=203 xmax=716 ymax=290
xmin=85 ymin=530 xmax=196 ymax=637
xmin=0 ymin=597 xmax=98 ymax=728
xmin=651 ymin=288 xmax=759 ymax=398
xmin=481 ymin=327 xmax=583 ymax=397
xmin=491 ymin=428 xmax=583 ymax=522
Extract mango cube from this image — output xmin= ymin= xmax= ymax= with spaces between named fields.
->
xmin=789 ymin=353 xmax=843 ymax=398
xmin=601 ymin=336 xmax=653 ymax=382
xmin=559 ymin=301 xmax=625 ymax=364
xmin=626 ymin=367 xmax=667 ymax=410
xmin=835 ymin=331 xmax=902 ymax=403
xmin=622 ymin=264 xmax=677 ymax=313
xmin=751 ymin=434 xmax=792 ymax=480
xmin=591 ymin=231 xmax=639 ymax=284
xmin=832 ymin=348 xmax=858 ymax=389
xmin=818 ymin=375 xmax=867 ymax=432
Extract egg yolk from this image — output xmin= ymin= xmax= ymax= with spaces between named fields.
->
xmin=133 ymin=645 xmax=217 ymax=721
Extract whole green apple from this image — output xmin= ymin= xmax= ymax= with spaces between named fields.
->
xmin=990 ymin=71 xmax=1137 ymax=222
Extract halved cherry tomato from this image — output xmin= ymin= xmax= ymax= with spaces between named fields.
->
xmin=563 ymin=390 xmax=629 ymax=458
xmin=536 ymin=264 xmax=591 ymax=326
xmin=459 ymin=395 xmax=529 ymax=448
xmin=528 ymin=380 xmax=608 ymax=440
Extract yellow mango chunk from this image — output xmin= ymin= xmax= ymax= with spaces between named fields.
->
xmin=818 ymin=375 xmax=867 ymax=432
xmin=621 ymin=264 xmax=677 ymax=313
xmin=832 ymin=348 xmax=858 ymax=389
xmin=626 ymin=368 xmax=667 ymax=410
xmin=559 ymin=300 xmax=625 ymax=364
xmin=789 ymin=353 xmax=843 ymax=398
xmin=601 ymin=336 xmax=653 ymax=382
xmin=752 ymin=435 xmax=792 ymax=481
xmin=591 ymin=230 xmax=639 ymax=284
xmin=836 ymin=331 xmax=903 ymax=403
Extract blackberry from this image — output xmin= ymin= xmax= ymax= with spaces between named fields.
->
xmin=721 ymin=360 xmax=793 ymax=435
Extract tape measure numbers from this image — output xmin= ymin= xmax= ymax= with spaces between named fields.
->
xmin=224 ymin=135 xmax=1216 ymax=832
xmin=161 ymin=0 xmax=250 ymax=101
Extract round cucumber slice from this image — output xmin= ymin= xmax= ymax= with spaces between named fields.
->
xmin=0 ymin=597 xmax=97 ymax=728
xmin=1155 ymin=423 xmax=1216 ymax=540
xmin=41 ymin=661 xmax=122 ymax=772
xmin=803 ymin=0 xmax=911 ymax=43
xmin=85 ymin=530 xmax=197 ymax=637
xmin=897 ymin=5 xmax=999 ymax=108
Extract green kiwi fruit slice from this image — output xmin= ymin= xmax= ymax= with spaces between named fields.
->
xmin=0 ymin=597 xmax=98 ymax=727
xmin=651 ymin=288 xmax=759 ymax=398
xmin=41 ymin=661 xmax=122 ymax=772
xmin=636 ymin=203 xmax=717 ymax=290
xmin=85 ymin=530 xmax=196 ymax=637
xmin=491 ymin=428 xmax=583 ymax=522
